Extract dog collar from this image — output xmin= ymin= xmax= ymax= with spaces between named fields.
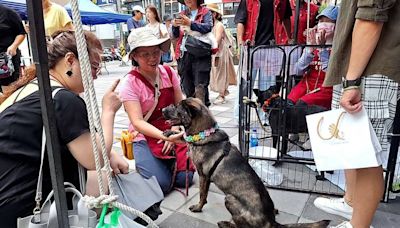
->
xmin=184 ymin=124 xmax=219 ymax=143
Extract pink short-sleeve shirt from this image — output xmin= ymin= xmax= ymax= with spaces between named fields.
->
xmin=119 ymin=65 xmax=181 ymax=141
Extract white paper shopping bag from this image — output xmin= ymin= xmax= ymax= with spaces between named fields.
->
xmin=306 ymin=107 xmax=381 ymax=171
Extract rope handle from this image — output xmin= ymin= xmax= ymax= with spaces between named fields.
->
xmin=317 ymin=111 xmax=346 ymax=140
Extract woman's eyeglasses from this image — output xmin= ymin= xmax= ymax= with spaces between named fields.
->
xmin=136 ymin=49 xmax=161 ymax=59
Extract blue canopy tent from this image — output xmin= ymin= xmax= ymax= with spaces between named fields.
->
xmin=0 ymin=0 xmax=27 ymax=19
xmin=0 ymin=0 xmax=130 ymax=25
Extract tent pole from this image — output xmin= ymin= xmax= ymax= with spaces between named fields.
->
xmin=293 ymin=0 xmax=300 ymax=44
xmin=26 ymin=1 xmax=69 ymax=227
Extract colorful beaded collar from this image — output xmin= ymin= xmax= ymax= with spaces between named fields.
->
xmin=184 ymin=124 xmax=219 ymax=143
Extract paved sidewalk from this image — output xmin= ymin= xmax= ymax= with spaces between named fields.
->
xmin=95 ymin=61 xmax=400 ymax=228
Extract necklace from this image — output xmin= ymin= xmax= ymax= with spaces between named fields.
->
xmin=140 ymin=68 xmax=160 ymax=89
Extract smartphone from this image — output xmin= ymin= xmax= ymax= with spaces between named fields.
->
xmin=174 ymin=13 xmax=182 ymax=20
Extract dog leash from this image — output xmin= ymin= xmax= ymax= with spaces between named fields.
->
xmin=207 ymin=141 xmax=231 ymax=178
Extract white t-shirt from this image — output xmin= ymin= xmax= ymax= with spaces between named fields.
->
xmin=146 ymin=22 xmax=169 ymax=39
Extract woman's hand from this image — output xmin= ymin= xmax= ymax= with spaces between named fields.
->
xmin=161 ymin=141 xmax=175 ymax=155
xmin=180 ymin=15 xmax=191 ymax=27
xmin=172 ymin=19 xmax=180 ymax=27
xmin=316 ymin=29 xmax=327 ymax=45
xmin=109 ymin=150 xmax=129 ymax=175
xmin=158 ymin=126 xmax=185 ymax=154
xmin=102 ymin=79 xmax=122 ymax=114
xmin=6 ymin=45 xmax=17 ymax=56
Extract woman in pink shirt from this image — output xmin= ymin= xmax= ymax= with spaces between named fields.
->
xmin=119 ymin=27 xmax=195 ymax=194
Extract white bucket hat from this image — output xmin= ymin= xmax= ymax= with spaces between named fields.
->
xmin=132 ymin=5 xmax=145 ymax=14
xmin=126 ymin=27 xmax=171 ymax=60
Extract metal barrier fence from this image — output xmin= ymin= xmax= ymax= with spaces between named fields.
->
xmin=238 ymin=44 xmax=400 ymax=201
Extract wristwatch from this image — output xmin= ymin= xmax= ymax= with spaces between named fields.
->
xmin=342 ymin=77 xmax=362 ymax=88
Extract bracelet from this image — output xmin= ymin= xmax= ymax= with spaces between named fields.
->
xmin=343 ymin=86 xmax=360 ymax=91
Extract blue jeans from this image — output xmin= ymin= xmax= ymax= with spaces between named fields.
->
xmin=133 ymin=140 xmax=194 ymax=194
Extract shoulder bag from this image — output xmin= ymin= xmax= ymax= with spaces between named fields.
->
xmin=184 ymin=35 xmax=212 ymax=57
xmin=306 ymin=107 xmax=381 ymax=171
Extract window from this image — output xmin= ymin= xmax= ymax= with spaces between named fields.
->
xmin=172 ymin=2 xmax=180 ymax=15
xmin=165 ymin=3 xmax=172 ymax=15
xmin=223 ymin=3 xmax=240 ymax=15
xmin=233 ymin=2 xmax=239 ymax=13
xmin=223 ymin=3 xmax=234 ymax=15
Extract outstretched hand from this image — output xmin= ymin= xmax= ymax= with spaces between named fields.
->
xmin=102 ymin=79 xmax=122 ymax=114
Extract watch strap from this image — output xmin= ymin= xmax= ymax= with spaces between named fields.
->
xmin=342 ymin=77 xmax=362 ymax=88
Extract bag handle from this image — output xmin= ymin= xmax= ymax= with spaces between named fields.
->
xmin=144 ymin=66 xmax=174 ymax=121
xmin=317 ymin=111 xmax=346 ymax=140
xmin=143 ymin=71 xmax=160 ymax=121
xmin=33 ymin=88 xmax=64 ymax=218
xmin=47 ymin=187 xmax=92 ymax=228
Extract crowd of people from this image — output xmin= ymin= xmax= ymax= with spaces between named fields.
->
xmin=0 ymin=0 xmax=399 ymax=228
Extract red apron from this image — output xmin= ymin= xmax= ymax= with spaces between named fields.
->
xmin=130 ymin=66 xmax=195 ymax=172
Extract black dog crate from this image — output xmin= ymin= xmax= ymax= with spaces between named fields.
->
xmin=238 ymin=44 xmax=400 ymax=201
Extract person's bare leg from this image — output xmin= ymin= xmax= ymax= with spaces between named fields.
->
xmin=344 ymin=169 xmax=357 ymax=206
xmin=350 ymin=166 xmax=384 ymax=228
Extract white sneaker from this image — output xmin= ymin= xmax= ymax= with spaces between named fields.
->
xmin=329 ymin=221 xmax=374 ymax=228
xmin=314 ymin=197 xmax=353 ymax=219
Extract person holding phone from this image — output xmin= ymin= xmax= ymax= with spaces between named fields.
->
xmin=0 ymin=4 xmax=26 ymax=93
xmin=172 ymin=0 xmax=213 ymax=107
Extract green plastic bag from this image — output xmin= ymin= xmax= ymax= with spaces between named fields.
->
xmin=97 ymin=204 xmax=121 ymax=228
xmin=96 ymin=204 xmax=146 ymax=228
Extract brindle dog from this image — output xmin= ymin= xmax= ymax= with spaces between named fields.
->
xmin=162 ymin=98 xmax=329 ymax=228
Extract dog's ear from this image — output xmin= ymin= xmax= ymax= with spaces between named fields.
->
xmin=186 ymin=98 xmax=203 ymax=111
xmin=182 ymin=98 xmax=203 ymax=117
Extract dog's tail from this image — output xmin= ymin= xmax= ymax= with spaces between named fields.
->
xmin=277 ymin=220 xmax=330 ymax=228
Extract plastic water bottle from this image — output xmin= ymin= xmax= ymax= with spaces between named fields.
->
xmin=249 ymin=160 xmax=284 ymax=186
xmin=393 ymin=175 xmax=400 ymax=192
xmin=250 ymin=128 xmax=258 ymax=147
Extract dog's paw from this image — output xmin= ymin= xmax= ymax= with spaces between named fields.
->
xmin=189 ymin=204 xmax=203 ymax=212
xmin=217 ymin=221 xmax=236 ymax=228
xmin=162 ymin=130 xmax=179 ymax=137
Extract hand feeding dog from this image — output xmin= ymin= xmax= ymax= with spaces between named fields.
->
xmin=162 ymin=98 xmax=329 ymax=228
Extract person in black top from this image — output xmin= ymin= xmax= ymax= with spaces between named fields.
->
xmin=233 ymin=0 xmax=292 ymax=122
xmin=234 ymin=0 xmax=292 ymax=46
xmin=0 ymin=30 xmax=128 ymax=227
xmin=0 ymin=4 xmax=26 ymax=92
